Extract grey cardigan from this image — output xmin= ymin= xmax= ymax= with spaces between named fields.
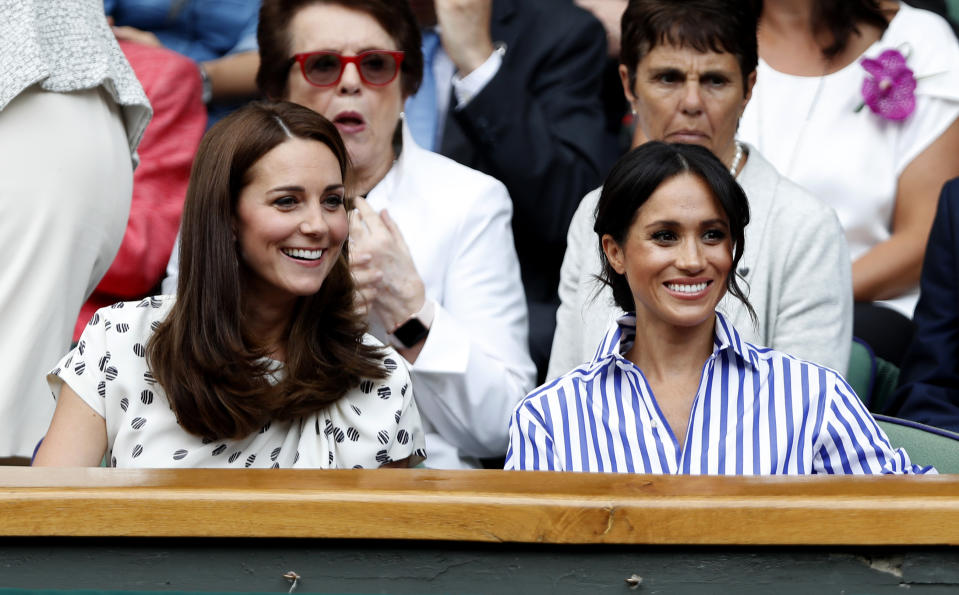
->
xmin=547 ymin=144 xmax=852 ymax=380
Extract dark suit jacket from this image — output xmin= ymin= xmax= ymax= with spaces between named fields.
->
xmin=439 ymin=0 xmax=618 ymax=310
xmin=892 ymin=178 xmax=959 ymax=431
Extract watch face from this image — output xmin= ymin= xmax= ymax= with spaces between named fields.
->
xmin=393 ymin=317 xmax=429 ymax=349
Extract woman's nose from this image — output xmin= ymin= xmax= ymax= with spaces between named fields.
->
xmin=677 ymin=239 xmax=706 ymax=272
xmin=680 ymin=83 xmax=704 ymax=114
xmin=299 ymin=205 xmax=329 ymax=235
xmin=338 ymin=62 xmax=362 ymax=93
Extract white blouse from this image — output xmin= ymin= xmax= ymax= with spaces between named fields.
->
xmin=738 ymin=2 xmax=959 ymax=316
xmin=48 ymin=296 xmax=426 ymax=469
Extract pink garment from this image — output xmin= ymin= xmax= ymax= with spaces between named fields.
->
xmin=74 ymin=40 xmax=206 ymax=340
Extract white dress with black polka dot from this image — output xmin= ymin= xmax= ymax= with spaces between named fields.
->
xmin=48 ymin=296 xmax=426 ymax=468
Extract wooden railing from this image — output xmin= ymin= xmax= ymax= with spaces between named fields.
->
xmin=2 ymin=468 xmax=957 ymax=545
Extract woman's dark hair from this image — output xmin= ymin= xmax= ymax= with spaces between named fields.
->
xmin=595 ymin=141 xmax=755 ymax=323
xmin=751 ymin=0 xmax=889 ymax=60
xmin=147 ymin=101 xmax=387 ymax=440
xmin=257 ymin=0 xmax=424 ymax=100
xmin=620 ymin=0 xmax=759 ymax=93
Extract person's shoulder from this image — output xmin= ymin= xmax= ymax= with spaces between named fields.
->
xmin=888 ymin=2 xmax=955 ymax=38
xmin=83 ymin=296 xmax=173 ymax=340
xmin=883 ymin=3 xmax=959 ymax=68
xmin=404 ymin=144 xmax=511 ymax=213
xmin=739 ymin=337 xmax=847 ymax=381
xmin=518 ymin=356 xmax=614 ymax=413
xmin=359 ymin=334 xmax=412 ymax=386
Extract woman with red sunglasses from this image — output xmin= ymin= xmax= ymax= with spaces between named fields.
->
xmin=245 ymin=0 xmax=535 ymax=470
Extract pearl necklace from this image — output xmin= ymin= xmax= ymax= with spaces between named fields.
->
xmin=729 ymin=141 xmax=744 ymax=177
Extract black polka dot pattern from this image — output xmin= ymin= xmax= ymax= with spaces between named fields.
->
xmin=51 ymin=296 xmax=424 ymax=470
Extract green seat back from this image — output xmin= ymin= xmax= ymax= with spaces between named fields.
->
xmin=875 ymin=415 xmax=959 ymax=474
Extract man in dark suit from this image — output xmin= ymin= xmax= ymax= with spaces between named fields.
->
xmin=892 ymin=178 xmax=959 ymax=432
xmin=406 ymin=0 xmax=619 ymax=378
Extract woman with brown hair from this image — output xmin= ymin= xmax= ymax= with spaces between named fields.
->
xmin=242 ymin=0 xmax=535 ymax=469
xmin=34 ymin=101 xmax=425 ymax=469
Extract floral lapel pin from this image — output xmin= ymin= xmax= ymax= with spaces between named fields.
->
xmin=855 ymin=46 xmax=917 ymax=121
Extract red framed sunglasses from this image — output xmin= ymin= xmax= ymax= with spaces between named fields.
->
xmin=291 ymin=50 xmax=405 ymax=87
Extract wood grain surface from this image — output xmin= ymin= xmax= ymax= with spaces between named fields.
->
xmin=1 ymin=468 xmax=956 ymax=544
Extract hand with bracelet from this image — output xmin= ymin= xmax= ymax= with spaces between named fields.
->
xmin=350 ymin=197 xmax=431 ymax=359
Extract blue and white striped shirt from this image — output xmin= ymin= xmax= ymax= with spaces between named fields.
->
xmin=506 ymin=313 xmax=932 ymax=474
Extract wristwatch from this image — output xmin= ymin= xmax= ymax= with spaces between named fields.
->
xmin=198 ymin=63 xmax=213 ymax=105
xmin=390 ymin=300 xmax=434 ymax=350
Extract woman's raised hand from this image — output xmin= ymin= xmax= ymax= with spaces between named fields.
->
xmin=349 ymin=198 xmax=426 ymax=333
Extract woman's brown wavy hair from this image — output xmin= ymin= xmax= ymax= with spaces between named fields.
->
xmin=147 ymin=100 xmax=387 ymax=440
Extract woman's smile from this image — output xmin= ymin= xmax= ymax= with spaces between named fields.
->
xmin=603 ymin=172 xmax=733 ymax=331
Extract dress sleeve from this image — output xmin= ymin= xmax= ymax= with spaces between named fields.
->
xmin=47 ymin=309 xmax=111 ymax=419
xmin=505 ymin=398 xmax=562 ymax=471
xmin=893 ymin=11 xmax=959 ymax=174
xmin=813 ymin=373 xmax=935 ymax=474
xmin=407 ymin=178 xmax=536 ymax=459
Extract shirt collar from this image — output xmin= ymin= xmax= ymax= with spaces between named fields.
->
xmin=593 ymin=311 xmax=751 ymax=366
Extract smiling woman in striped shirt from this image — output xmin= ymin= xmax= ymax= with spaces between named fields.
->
xmin=506 ymin=142 xmax=931 ymax=474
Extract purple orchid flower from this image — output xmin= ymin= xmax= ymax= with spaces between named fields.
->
xmin=859 ymin=48 xmax=917 ymax=121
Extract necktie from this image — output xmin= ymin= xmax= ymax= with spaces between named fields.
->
xmin=404 ymin=30 xmax=441 ymax=151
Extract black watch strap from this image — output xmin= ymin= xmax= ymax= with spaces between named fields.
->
xmin=392 ymin=316 xmax=430 ymax=349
